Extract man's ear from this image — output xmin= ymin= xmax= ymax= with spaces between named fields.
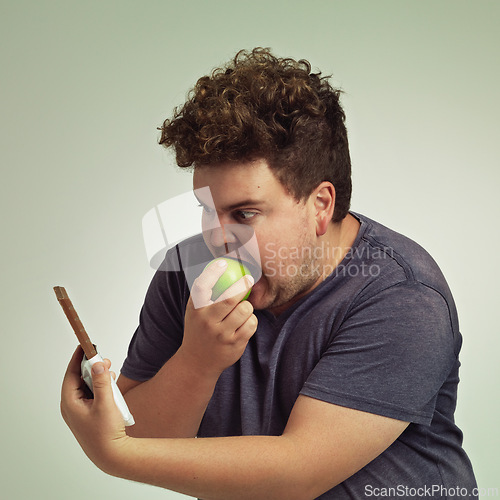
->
xmin=314 ymin=182 xmax=335 ymax=236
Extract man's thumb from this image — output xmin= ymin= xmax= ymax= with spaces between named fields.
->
xmin=91 ymin=362 xmax=114 ymax=406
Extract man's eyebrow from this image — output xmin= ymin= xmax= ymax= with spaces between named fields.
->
xmin=224 ymin=199 xmax=267 ymax=210
xmin=194 ymin=195 xmax=266 ymax=211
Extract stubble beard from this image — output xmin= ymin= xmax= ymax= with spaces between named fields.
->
xmin=259 ymin=241 xmax=325 ymax=314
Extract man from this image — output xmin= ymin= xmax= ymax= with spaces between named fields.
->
xmin=61 ymin=48 xmax=477 ymax=498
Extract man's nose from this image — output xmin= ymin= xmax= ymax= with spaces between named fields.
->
xmin=208 ymin=224 xmax=238 ymax=249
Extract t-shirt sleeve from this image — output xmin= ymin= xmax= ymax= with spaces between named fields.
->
xmin=120 ymin=258 xmax=189 ymax=382
xmin=300 ymin=281 xmax=458 ymax=425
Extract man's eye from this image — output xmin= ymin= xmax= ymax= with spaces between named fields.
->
xmin=236 ymin=211 xmax=256 ymax=221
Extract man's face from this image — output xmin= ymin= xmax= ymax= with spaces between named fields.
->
xmin=193 ymin=159 xmax=324 ymax=314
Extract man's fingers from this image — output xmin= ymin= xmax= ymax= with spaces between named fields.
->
xmin=222 ymin=299 xmax=257 ymax=338
xmin=216 ymin=275 xmax=254 ymax=303
xmin=102 ymin=359 xmax=116 ymax=379
xmin=61 ymin=346 xmax=85 ymax=395
xmin=66 ymin=345 xmax=84 ymax=374
xmin=188 ymin=274 xmax=254 ymax=317
xmin=60 ymin=346 xmax=87 ymax=424
xmin=202 ymin=258 xmax=229 ymax=286
xmin=191 ymin=259 xmax=229 ymax=308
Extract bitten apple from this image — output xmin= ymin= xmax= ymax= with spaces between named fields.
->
xmin=207 ymin=257 xmax=253 ymax=301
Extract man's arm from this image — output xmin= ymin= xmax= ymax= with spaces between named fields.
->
xmin=61 ymin=354 xmax=409 ymax=500
xmin=119 ymin=396 xmax=409 ymax=500
xmin=117 ymin=261 xmax=256 ymax=438
xmin=116 ymin=352 xmax=219 ymax=438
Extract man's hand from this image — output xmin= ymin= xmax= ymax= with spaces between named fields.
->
xmin=178 ymin=259 xmax=257 ymax=378
xmin=61 ymin=347 xmax=132 ymax=475
xmin=116 ymin=260 xmax=257 ymax=439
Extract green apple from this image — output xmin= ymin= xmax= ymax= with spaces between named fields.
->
xmin=206 ymin=257 xmax=253 ymax=301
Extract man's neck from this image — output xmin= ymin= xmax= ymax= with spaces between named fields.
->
xmin=321 ymin=213 xmax=361 ymax=279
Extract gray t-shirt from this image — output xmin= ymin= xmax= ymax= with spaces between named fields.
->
xmin=122 ymin=212 xmax=477 ymax=498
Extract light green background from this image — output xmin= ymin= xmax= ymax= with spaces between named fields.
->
xmin=1 ymin=1 xmax=498 ymax=498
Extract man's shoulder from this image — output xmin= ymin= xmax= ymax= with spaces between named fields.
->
xmin=352 ymin=212 xmax=447 ymax=288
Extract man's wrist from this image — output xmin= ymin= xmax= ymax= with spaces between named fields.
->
xmin=101 ymin=435 xmax=137 ymax=479
xmin=173 ymin=347 xmax=223 ymax=383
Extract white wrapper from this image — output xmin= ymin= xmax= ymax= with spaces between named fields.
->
xmin=81 ymin=351 xmax=135 ymax=426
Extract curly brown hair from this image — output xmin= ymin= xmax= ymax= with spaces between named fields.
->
xmin=159 ymin=48 xmax=352 ymax=222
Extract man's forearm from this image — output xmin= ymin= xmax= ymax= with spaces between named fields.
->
xmin=121 ymin=350 xmax=219 ymax=438
xmin=107 ymin=434 xmax=317 ymax=500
